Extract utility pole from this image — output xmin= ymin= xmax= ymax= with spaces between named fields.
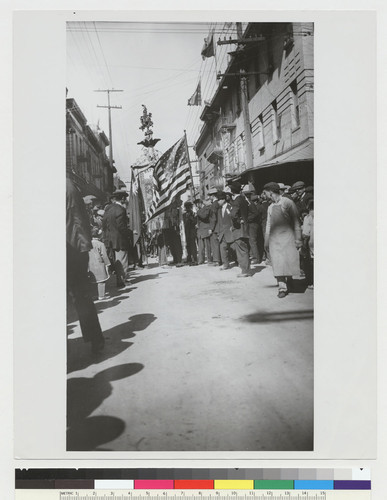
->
xmin=94 ymin=89 xmax=123 ymax=172
xmin=236 ymin=22 xmax=254 ymax=171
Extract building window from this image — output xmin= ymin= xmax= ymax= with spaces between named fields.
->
xmin=290 ymin=79 xmax=300 ymax=129
xmin=271 ymin=100 xmax=281 ymax=143
xmin=257 ymin=114 xmax=265 ymax=151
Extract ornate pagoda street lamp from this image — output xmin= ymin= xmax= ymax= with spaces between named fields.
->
xmin=137 ymin=104 xmax=161 ymax=165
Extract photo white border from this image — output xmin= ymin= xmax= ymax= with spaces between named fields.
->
xmin=12 ymin=8 xmax=376 ymax=460
xmin=4 ymin=0 xmax=386 ymax=496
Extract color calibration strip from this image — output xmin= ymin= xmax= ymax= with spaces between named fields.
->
xmin=15 ymin=469 xmax=371 ymax=491
xmin=16 ymin=480 xmax=371 ymax=490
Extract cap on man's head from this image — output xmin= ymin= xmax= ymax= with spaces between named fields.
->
xmin=217 ymin=192 xmax=228 ymax=200
xmin=230 ymin=182 xmax=242 ymax=194
xmin=263 ymin=182 xmax=281 ymax=193
xmin=291 ymin=181 xmax=305 ymax=191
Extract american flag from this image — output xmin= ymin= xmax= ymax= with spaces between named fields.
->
xmin=146 ymin=135 xmax=191 ymax=222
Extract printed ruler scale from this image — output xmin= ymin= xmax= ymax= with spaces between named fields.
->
xmin=15 ymin=490 xmax=371 ymax=500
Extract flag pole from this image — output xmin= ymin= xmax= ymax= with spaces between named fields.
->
xmin=183 ymin=129 xmax=196 ymax=200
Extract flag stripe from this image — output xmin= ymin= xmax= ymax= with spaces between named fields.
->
xmin=149 ymin=182 xmax=189 ymax=220
xmin=148 ymin=174 xmax=190 ymax=215
xmin=146 ymin=135 xmax=191 ymax=222
xmin=157 ymin=165 xmax=190 ymax=198
xmin=153 ymin=174 xmax=190 ymax=208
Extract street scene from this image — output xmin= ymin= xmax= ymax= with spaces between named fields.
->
xmin=66 ymin=21 xmax=314 ymax=451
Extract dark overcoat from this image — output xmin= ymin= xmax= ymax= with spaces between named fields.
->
xmin=230 ymin=194 xmax=249 ymax=240
xmin=102 ymin=203 xmax=130 ymax=251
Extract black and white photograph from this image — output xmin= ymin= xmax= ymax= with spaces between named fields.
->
xmin=66 ymin=21 xmax=314 ymax=452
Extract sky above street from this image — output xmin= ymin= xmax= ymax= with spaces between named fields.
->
xmin=66 ymin=21 xmax=237 ymax=185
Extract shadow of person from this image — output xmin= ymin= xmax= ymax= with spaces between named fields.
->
xmin=67 ymin=314 xmax=157 ymax=374
xmin=124 ymin=313 xmax=157 ymax=337
xmin=67 ymin=363 xmax=144 ymax=426
xmin=66 ymin=415 xmax=126 ymax=451
xmin=129 ymin=272 xmax=167 ymax=285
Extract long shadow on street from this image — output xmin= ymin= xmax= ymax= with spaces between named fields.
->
xmin=67 ymin=363 xmax=143 ymax=451
xmin=241 ymin=309 xmax=314 ymax=323
xmin=67 ymin=313 xmax=156 ymax=374
xmin=128 ymin=271 xmax=167 ymax=285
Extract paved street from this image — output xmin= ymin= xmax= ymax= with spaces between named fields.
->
xmin=67 ymin=260 xmax=313 ymax=452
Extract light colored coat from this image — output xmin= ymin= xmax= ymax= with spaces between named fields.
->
xmin=266 ymin=196 xmax=301 ymax=277
xmin=88 ymin=239 xmax=110 ymax=283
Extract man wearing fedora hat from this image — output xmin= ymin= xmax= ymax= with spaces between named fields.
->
xmin=208 ymin=187 xmax=221 ymax=266
xmin=242 ymin=184 xmax=263 ymax=265
xmin=229 ymin=182 xmax=250 ymax=277
xmin=102 ymin=190 xmax=130 ymax=287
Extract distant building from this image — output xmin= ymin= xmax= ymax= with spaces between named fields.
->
xmin=194 ymin=22 xmax=314 ymax=195
xmin=66 ymin=97 xmax=116 ymax=200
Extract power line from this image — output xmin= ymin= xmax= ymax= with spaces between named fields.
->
xmin=93 ymin=22 xmax=114 ymax=87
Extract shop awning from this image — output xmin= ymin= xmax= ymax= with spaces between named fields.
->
xmin=248 ymin=138 xmax=314 ymax=174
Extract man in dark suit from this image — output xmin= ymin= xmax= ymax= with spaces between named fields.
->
xmin=243 ymin=185 xmax=263 ymax=264
xmin=102 ymin=190 xmax=130 ymax=287
xmin=195 ymin=197 xmax=213 ymax=265
xmin=217 ymin=192 xmax=234 ymax=270
xmin=229 ymin=182 xmax=251 ymax=277
xmin=208 ymin=187 xmax=221 ymax=266
xmin=183 ymin=201 xmax=198 ymax=265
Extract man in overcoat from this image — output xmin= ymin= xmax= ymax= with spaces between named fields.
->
xmin=66 ymin=175 xmax=105 ymax=353
xmin=102 ymin=190 xmax=130 ymax=287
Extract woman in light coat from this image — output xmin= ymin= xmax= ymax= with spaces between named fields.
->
xmin=264 ymin=182 xmax=302 ymax=298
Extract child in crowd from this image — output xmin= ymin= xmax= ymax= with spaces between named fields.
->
xmin=88 ymin=226 xmax=111 ymax=300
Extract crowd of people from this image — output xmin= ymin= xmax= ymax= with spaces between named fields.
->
xmin=66 ymin=168 xmax=314 ymax=354
xmin=179 ymin=180 xmax=314 ymax=297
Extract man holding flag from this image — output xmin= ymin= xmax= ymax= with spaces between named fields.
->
xmin=146 ymin=134 xmax=193 ymax=267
